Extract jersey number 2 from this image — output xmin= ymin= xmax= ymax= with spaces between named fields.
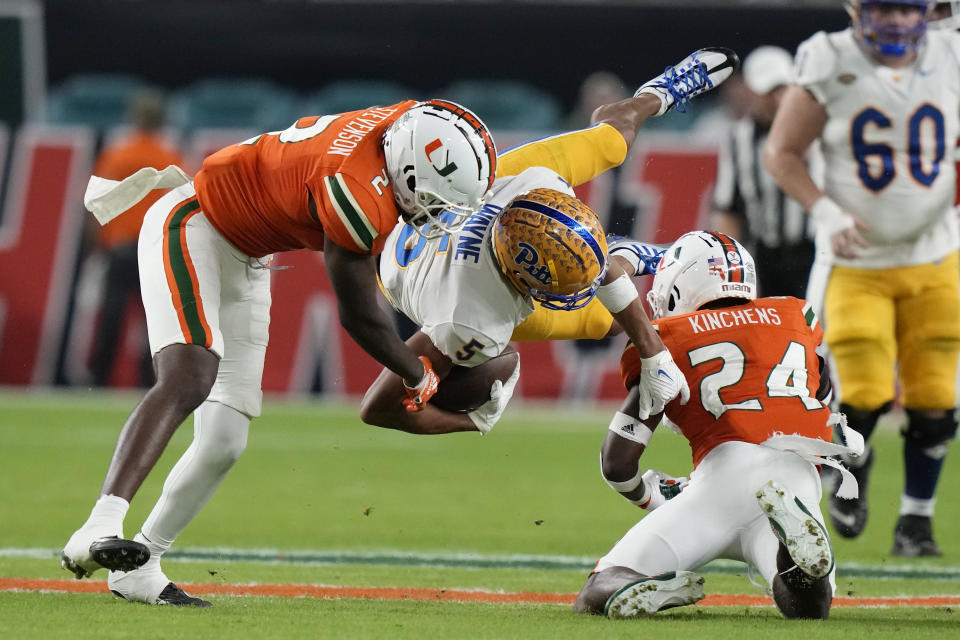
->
xmin=688 ymin=340 xmax=822 ymax=419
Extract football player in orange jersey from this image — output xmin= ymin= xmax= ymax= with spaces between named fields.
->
xmin=62 ymin=99 xmax=496 ymax=605
xmin=573 ymin=231 xmax=864 ymax=620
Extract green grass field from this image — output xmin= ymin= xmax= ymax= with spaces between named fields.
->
xmin=1 ymin=390 xmax=958 ymax=638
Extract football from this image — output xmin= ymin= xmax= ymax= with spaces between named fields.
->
xmin=431 ymin=345 xmax=519 ymax=412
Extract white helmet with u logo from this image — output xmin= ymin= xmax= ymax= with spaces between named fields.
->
xmin=383 ymin=99 xmax=496 ymax=238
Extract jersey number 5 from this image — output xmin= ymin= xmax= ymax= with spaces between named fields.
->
xmin=688 ymin=340 xmax=822 ymax=419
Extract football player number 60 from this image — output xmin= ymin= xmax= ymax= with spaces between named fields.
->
xmin=688 ymin=340 xmax=822 ymax=419
xmin=852 ymin=105 xmax=945 ymax=191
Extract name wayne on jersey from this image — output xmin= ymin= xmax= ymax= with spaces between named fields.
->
xmin=379 ymin=167 xmax=574 ymax=366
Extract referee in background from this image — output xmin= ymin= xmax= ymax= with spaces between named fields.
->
xmin=711 ymin=45 xmax=820 ymax=298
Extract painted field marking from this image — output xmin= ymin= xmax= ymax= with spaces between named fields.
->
xmin=3 ymin=547 xmax=960 ymax=581
xmin=2 ymin=577 xmax=959 ymax=608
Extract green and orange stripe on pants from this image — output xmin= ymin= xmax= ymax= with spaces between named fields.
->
xmin=162 ymin=197 xmax=213 ymax=348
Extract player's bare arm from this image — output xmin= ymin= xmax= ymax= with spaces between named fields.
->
xmin=323 ymin=236 xmax=426 ymax=387
xmin=602 ymin=259 xmax=663 ymax=358
xmin=765 ymin=85 xmax=870 ymax=258
xmin=763 ymin=85 xmax=828 ymax=211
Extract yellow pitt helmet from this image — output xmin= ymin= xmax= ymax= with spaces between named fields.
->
xmin=492 ymin=188 xmax=608 ymax=310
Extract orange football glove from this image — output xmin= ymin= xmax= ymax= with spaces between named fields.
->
xmin=402 ymin=356 xmax=440 ymax=412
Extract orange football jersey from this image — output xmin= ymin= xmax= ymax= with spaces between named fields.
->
xmin=624 ymin=297 xmax=832 ymax=468
xmin=194 ymin=101 xmax=418 ymax=258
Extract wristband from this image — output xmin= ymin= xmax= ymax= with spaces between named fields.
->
xmin=603 ymin=463 xmax=644 ymax=493
xmin=809 ymin=196 xmax=854 ymax=233
xmin=596 ymin=274 xmax=639 ymax=313
xmin=608 ymin=411 xmax=653 ymax=445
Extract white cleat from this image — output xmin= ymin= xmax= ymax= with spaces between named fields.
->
xmin=756 ymin=480 xmax=834 ymax=579
xmin=636 ymin=47 xmax=740 ymax=116
xmin=604 ymin=571 xmax=705 ymax=618
xmin=109 ymin=557 xmax=211 ymax=607
xmin=61 ymin=527 xmax=149 ymax=579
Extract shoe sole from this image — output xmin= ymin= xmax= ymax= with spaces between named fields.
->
xmin=604 ymin=571 xmax=705 ymax=618
xmin=90 ymin=538 xmax=150 ymax=573
xmin=757 ymin=481 xmax=833 ymax=579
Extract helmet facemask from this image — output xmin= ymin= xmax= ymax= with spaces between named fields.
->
xmin=848 ymin=0 xmax=933 ymax=57
xmin=492 ymin=188 xmax=608 ymax=311
xmin=383 ymin=99 xmax=496 ymax=240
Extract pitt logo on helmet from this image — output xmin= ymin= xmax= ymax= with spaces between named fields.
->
xmin=513 ymin=242 xmax=553 ymax=287
xmin=492 ymin=188 xmax=608 ymax=311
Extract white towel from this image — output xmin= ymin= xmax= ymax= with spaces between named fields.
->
xmin=763 ymin=412 xmax=865 ymax=499
xmin=84 ymin=165 xmax=192 ymax=225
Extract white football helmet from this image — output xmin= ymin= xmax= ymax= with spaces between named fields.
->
xmin=930 ymin=1 xmax=960 ymax=30
xmin=383 ymin=99 xmax=496 ymax=239
xmin=647 ymin=230 xmax=757 ymax=319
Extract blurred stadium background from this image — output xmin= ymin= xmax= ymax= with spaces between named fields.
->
xmin=0 ymin=0 xmax=849 ymax=402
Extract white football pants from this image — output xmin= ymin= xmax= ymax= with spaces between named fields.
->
xmin=594 ymin=440 xmax=836 ymax=591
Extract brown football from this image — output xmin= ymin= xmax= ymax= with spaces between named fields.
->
xmin=431 ymin=345 xmax=519 ymax=412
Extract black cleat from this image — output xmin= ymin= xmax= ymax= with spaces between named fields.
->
xmin=891 ymin=515 xmax=942 ymax=557
xmin=827 ymin=447 xmax=873 ymax=538
xmin=90 ymin=537 xmax=151 ymax=573
xmin=111 ymin=582 xmax=212 ymax=608
xmin=61 ymin=536 xmax=150 ymax=579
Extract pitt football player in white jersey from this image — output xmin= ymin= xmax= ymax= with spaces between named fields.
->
xmin=361 ymin=48 xmax=740 ymax=436
xmin=765 ymin=0 xmax=960 ymax=556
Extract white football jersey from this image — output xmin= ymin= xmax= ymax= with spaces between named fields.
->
xmin=796 ymin=28 xmax=960 ymax=267
xmin=379 ymin=167 xmax=576 ymax=367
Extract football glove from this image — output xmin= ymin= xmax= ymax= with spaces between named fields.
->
xmin=468 ymin=359 xmax=520 ymax=434
xmin=639 ymin=469 xmax=689 ymax=511
xmin=635 ymin=349 xmax=690 ymax=420
xmin=402 ymin=356 xmax=440 ymax=412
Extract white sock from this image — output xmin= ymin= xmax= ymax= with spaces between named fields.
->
xmin=133 ymin=531 xmax=168 ymax=562
xmin=634 ymin=86 xmax=669 ymax=116
xmin=83 ymin=494 xmax=130 ymax=536
xmin=900 ymin=494 xmax=935 ymax=518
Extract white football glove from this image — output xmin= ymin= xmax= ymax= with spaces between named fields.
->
xmin=635 ymin=349 xmax=690 ymax=420
xmin=639 ymin=469 xmax=689 ymax=511
xmin=467 ymin=359 xmax=520 ymax=434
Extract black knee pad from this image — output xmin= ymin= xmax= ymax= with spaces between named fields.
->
xmin=902 ymin=409 xmax=959 ymax=449
xmin=839 ymin=402 xmax=892 ymax=442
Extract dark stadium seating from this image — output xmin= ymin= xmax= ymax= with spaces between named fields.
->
xmin=46 ymin=73 xmax=150 ymax=128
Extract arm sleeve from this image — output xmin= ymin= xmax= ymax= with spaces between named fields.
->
xmin=496 ymin=123 xmax=628 ymax=186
